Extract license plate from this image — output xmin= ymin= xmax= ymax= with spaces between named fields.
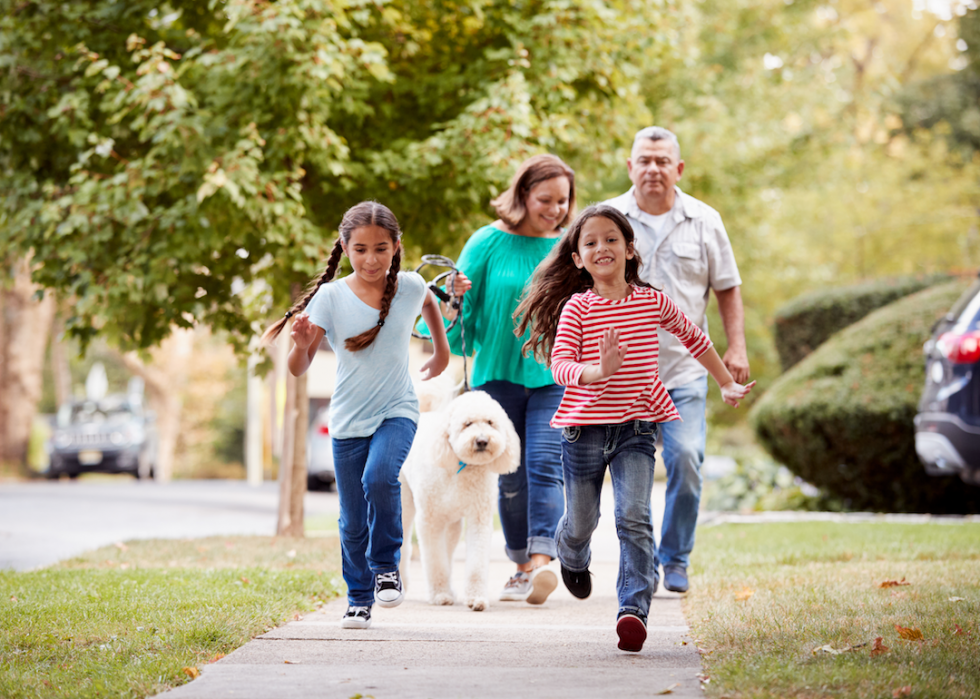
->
xmin=78 ymin=450 xmax=103 ymax=465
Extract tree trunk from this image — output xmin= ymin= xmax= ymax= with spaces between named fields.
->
xmin=116 ymin=327 xmax=195 ymax=483
xmin=276 ymin=326 xmax=308 ymax=537
xmin=50 ymin=312 xmax=72 ymax=407
xmin=0 ymin=256 xmax=57 ymax=473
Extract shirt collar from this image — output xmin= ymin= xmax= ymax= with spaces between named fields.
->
xmin=621 ymin=185 xmax=695 ymax=224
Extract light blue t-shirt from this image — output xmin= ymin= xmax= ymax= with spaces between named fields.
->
xmin=305 ymin=271 xmax=428 ymax=439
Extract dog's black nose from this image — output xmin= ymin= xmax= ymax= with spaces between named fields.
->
xmin=474 ymin=438 xmax=489 ymax=451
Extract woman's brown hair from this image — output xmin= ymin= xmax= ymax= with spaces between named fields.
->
xmin=490 ymin=154 xmax=576 ymax=229
xmin=513 ymin=205 xmax=650 ymax=364
xmin=260 ymin=201 xmax=403 ymax=351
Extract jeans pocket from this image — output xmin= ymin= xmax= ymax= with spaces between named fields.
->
xmin=635 ymin=421 xmax=660 ymax=439
xmin=562 ymin=426 xmax=582 ymax=444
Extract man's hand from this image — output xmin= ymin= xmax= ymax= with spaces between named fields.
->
xmin=722 ymin=347 xmax=750 ymax=385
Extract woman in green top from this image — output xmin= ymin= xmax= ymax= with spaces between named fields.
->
xmin=448 ymin=154 xmax=576 ymax=605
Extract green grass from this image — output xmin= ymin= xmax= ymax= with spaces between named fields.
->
xmin=687 ymin=522 xmax=980 ymax=699
xmin=0 ymin=536 xmax=343 ymax=699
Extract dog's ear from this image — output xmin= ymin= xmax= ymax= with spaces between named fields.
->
xmin=430 ymin=405 xmax=456 ymax=471
xmin=488 ymin=411 xmax=521 ymax=475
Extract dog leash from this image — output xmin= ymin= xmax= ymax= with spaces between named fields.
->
xmin=413 ymin=254 xmax=470 ymax=393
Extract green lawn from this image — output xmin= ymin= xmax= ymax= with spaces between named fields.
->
xmin=687 ymin=521 xmax=980 ymax=699
xmin=2 ymin=521 xmax=978 ymax=698
xmin=0 ymin=536 xmax=343 ymax=699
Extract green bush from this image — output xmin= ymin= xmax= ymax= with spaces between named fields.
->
xmin=751 ymin=279 xmax=980 ymax=513
xmin=773 ymin=273 xmax=951 ymax=371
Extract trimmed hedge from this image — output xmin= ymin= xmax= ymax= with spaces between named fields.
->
xmin=773 ymin=273 xmax=951 ymax=371
xmin=751 ymin=279 xmax=980 ymax=513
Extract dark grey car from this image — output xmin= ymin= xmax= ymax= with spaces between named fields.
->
xmin=47 ymin=395 xmax=157 ymax=479
xmin=914 ymin=274 xmax=980 ymax=486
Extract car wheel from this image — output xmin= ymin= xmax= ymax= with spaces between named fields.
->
xmin=68 ymin=472 xmax=80 ymax=480
xmin=46 ymin=469 xmax=61 ymax=480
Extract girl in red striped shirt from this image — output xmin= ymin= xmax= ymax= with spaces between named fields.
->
xmin=515 ymin=205 xmax=754 ymax=652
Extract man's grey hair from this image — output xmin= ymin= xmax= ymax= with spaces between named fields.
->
xmin=631 ymin=126 xmax=681 ymax=159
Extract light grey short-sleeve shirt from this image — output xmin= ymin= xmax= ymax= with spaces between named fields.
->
xmin=305 ymin=271 xmax=428 ymax=439
xmin=604 ymin=186 xmax=742 ymax=390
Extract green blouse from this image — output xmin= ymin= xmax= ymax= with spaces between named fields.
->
xmin=423 ymin=224 xmax=561 ymax=389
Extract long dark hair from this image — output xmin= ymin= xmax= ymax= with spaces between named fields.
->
xmin=260 ymin=201 xmax=403 ymax=351
xmin=514 ymin=205 xmax=649 ymax=364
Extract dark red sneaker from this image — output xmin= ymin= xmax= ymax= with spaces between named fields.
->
xmin=616 ymin=614 xmax=647 ymax=652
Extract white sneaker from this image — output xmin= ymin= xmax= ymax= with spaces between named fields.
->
xmin=499 ymin=571 xmax=532 ymax=601
xmin=341 ymin=605 xmax=372 ymax=629
xmin=375 ymin=570 xmax=404 ymax=608
xmin=526 ymin=566 xmax=558 ymax=605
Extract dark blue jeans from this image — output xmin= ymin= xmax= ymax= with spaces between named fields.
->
xmin=556 ymin=420 xmax=660 ymax=623
xmin=332 ymin=417 xmax=417 ymax=606
xmin=478 ymin=381 xmax=565 ymax=564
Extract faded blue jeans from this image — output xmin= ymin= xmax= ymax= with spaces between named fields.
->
xmin=332 ymin=417 xmax=417 ymax=606
xmin=478 ymin=381 xmax=565 ymax=564
xmin=555 ymin=420 xmax=660 ymax=623
xmin=656 ymin=376 xmax=708 ymax=572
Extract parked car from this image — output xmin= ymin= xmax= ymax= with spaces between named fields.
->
xmin=47 ymin=395 xmax=157 ymax=479
xmin=914 ymin=274 xmax=980 ymax=486
xmin=306 ymin=407 xmax=335 ymax=491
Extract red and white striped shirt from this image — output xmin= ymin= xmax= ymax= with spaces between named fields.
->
xmin=550 ymin=286 xmax=712 ymax=427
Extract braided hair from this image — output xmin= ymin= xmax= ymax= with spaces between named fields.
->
xmin=260 ymin=201 xmax=403 ymax=351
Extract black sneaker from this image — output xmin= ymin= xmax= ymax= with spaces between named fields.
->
xmin=341 ymin=605 xmax=371 ymax=629
xmin=375 ymin=570 xmax=404 ymax=608
xmin=560 ymin=563 xmax=591 ymax=599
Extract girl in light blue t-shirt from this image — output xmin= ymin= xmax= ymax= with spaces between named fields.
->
xmin=262 ymin=201 xmax=456 ymax=630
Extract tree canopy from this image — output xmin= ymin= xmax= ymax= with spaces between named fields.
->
xmin=1 ymin=0 xmax=668 ymax=354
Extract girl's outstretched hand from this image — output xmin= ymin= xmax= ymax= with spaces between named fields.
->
xmin=290 ymin=313 xmax=318 ymax=350
xmin=720 ymin=380 xmax=756 ymax=408
xmin=598 ymin=328 xmax=628 ymax=380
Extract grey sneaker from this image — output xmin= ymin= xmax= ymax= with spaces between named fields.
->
xmin=375 ymin=570 xmax=404 ymax=608
xmin=499 ymin=571 xmax=531 ymax=601
xmin=526 ymin=566 xmax=558 ymax=605
xmin=341 ymin=605 xmax=372 ymax=629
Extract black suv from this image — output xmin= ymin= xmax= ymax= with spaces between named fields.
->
xmin=914 ymin=275 xmax=980 ymax=486
xmin=47 ymin=395 xmax=157 ymax=479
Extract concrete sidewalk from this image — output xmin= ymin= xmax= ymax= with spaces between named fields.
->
xmin=161 ymin=484 xmax=703 ymax=699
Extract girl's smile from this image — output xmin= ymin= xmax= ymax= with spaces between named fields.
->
xmin=343 ymin=224 xmax=399 ymax=287
xmin=572 ymin=215 xmax=634 ymax=299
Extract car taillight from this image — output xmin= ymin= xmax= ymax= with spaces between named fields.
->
xmin=318 ymin=424 xmax=330 ymax=435
xmin=938 ymin=331 xmax=980 ymax=364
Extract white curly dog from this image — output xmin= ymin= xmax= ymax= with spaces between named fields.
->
xmin=400 ymin=390 xmax=520 ymax=611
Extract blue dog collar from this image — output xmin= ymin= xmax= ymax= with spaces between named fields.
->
xmin=457 ymin=461 xmax=467 ymax=474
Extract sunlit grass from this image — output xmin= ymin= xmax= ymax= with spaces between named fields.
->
xmin=687 ymin=522 xmax=980 ymax=699
xmin=0 ymin=536 xmax=343 ymax=699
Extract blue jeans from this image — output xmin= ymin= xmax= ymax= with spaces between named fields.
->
xmin=657 ymin=376 xmax=708 ymax=571
xmin=478 ymin=381 xmax=565 ymax=564
xmin=556 ymin=420 xmax=660 ymax=623
xmin=332 ymin=417 xmax=417 ymax=606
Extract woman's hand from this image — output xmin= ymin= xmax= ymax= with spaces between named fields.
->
xmin=448 ymin=272 xmax=472 ymax=297
xmin=290 ymin=313 xmax=318 ymax=350
xmin=719 ymin=380 xmax=756 ymax=408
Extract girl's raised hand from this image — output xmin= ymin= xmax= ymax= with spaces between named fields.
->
xmin=720 ymin=380 xmax=756 ymax=408
xmin=598 ymin=328 xmax=628 ymax=379
xmin=290 ymin=313 xmax=319 ymax=350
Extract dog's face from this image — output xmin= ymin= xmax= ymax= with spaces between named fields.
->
xmin=440 ymin=391 xmax=520 ymax=475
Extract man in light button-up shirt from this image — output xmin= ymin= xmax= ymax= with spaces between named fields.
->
xmin=604 ymin=126 xmax=750 ymax=595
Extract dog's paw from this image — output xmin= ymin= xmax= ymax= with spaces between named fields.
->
xmin=467 ymin=596 xmax=488 ymax=612
xmin=431 ymin=592 xmax=455 ymax=606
